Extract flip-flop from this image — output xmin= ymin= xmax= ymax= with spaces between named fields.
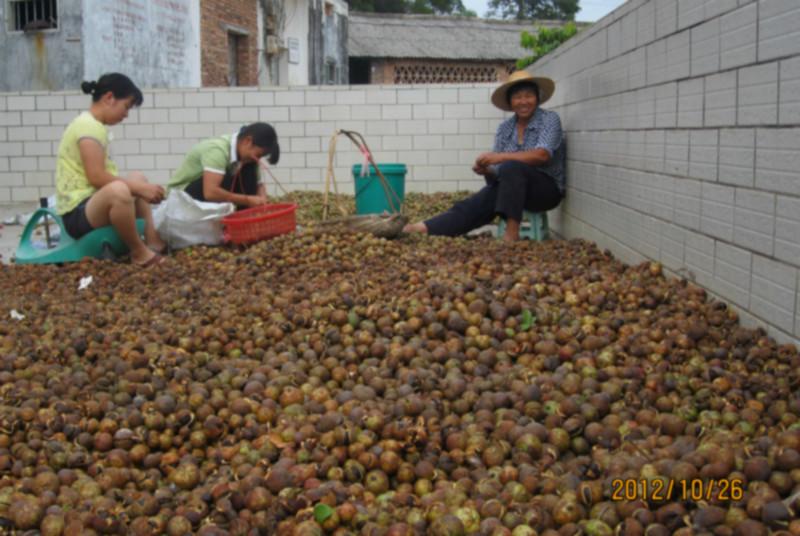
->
xmin=136 ymin=253 xmax=166 ymax=268
xmin=147 ymin=244 xmax=168 ymax=255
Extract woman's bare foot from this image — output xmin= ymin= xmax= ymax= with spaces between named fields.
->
xmin=131 ymin=246 xmax=164 ymax=267
xmin=135 ymin=252 xmax=166 ymax=267
xmin=502 ymin=232 xmax=520 ymax=242
xmin=403 ymin=222 xmax=428 ymax=234
xmin=146 ymin=238 xmax=168 ymax=254
xmin=502 ymin=218 xmax=521 ymax=242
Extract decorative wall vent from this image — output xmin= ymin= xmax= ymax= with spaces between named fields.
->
xmin=393 ymin=62 xmax=500 ymax=84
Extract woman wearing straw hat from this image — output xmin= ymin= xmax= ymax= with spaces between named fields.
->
xmin=404 ymin=70 xmax=565 ymax=241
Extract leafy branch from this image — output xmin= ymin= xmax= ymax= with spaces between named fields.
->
xmin=516 ymin=22 xmax=578 ymax=69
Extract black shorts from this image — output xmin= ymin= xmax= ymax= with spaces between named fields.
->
xmin=61 ymin=198 xmax=95 ymax=239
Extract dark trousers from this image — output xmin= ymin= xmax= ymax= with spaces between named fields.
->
xmin=425 ymin=161 xmax=563 ymax=237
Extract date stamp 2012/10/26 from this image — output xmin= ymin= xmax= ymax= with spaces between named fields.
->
xmin=610 ymin=478 xmax=744 ymax=502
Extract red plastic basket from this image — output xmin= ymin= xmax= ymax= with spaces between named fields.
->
xmin=222 ymin=203 xmax=298 ymax=244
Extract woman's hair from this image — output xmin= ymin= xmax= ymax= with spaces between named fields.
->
xmin=507 ymin=81 xmax=540 ymax=107
xmin=240 ymin=122 xmax=280 ymax=165
xmin=81 ymin=73 xmax=144 ymax=107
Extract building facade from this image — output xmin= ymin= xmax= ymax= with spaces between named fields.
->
xmin=347 ymin=13 xmax=567 ymax=85
xmin=0 ymin=0 xmax=202 ymax=91
xmin=201 ymin=0 xmax=258 ymax=86
xmin=0 ymin=0 xmax=347 ymax=91
xmin=263 ymin=0 xmax=348 ymax=87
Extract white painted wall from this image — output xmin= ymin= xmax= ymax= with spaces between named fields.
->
xmin=257 ymin=1 xmax=268 ymax=87
xmin=283 ymin=0 xmax=311 ymax=86
xmin=0 ymin=83 xmax=503 ymax=201
xmin=0 ymin=0 xmax=84 ymax=92
xmin=82 ymin=0 xmax=201 ymax=88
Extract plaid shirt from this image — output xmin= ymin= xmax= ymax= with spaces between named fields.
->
xmin=491 ymin=108 xmax=565 ymax=193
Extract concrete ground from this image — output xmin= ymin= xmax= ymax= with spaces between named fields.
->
xmin=0 ymin=203 xmax=37 ymax=264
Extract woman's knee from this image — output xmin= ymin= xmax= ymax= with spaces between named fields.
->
xmin=127 ymin=171 xmax=148 ymax=182
xmin=497 ymin=161 xmax=530 ymax=180
xmin=102 ymin=181 xmax=134 ymax=203
xmin=453 ymin=185 xmax=496 ymax=211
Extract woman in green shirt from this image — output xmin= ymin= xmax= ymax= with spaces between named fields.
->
xmin=56 ymin=73 xmax=166 ymax=266
xmin=168 ymin=122 xmax=280 ymax=209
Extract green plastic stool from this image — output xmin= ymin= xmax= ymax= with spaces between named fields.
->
xmin=496 ymin=210 xmax=549 ymax=240
xmin=15 ymin=207 xmax=145 ymax=264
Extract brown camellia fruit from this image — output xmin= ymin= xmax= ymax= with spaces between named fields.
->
xmin=733 ymin=519 xmax=768 ymax=536
xmin=761 ymin=501 xmax=792 ymax=527
xmin=10 ymin=496 xmax=44 ymax=530
xmin=169 ymin=462 xmax=201 ymax=490
xmin=40 ymin=513 xmax=66 ymax=536
xmin=744 ymin=456 xmax=772 ymax=482
xmin=365 ymin=469 xmax=390 ymax=494
xmin=429 ymin=514 xmax=465 ymax=536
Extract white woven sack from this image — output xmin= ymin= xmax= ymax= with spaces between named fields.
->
xmin=152 ymin=190 xmax=235 ymax=249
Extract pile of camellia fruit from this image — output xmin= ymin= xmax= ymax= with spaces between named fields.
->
xmin=0 ymin=214 xmax=798 ymax=535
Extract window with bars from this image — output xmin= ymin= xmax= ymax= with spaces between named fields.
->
xmin=8 ymin=0 xmax=58 ymax=32
xmin=227 ymin=32 xmax=241 ymax=86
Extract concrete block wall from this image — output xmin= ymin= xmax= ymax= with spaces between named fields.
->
xmin=0 ymin=84 xmax=505 ymax=203
xmin=535 ymin=0 xmax=800 ymax=344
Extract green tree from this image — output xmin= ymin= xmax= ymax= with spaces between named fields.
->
xmin=411 ymin=0 xmax=475 ymax=14
xmin=516 ymin=22 xmax=578 ymax=68
xmin=348 ymin=0 xmax=407 ymax=12
xmin=487 ymin=0 xmax=579 ymax=21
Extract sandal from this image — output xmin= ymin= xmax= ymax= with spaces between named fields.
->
xmin=136 ymin=253 xmax=166 ymax=268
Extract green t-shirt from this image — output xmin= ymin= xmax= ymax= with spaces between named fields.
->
xmin=168 ymin=134 xmax=241 ymax=191
xmin=55 ymin=112 xmax=118 ymax=215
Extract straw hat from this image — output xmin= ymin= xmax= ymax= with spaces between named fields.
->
xmin=491 ymin=70 xmax=556 ymax=111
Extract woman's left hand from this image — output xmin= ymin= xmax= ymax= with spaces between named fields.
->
xmin=129 ymin=180 xmax=165 ymax=204
xmin=246 ymin=194 xmax=269 ymax=207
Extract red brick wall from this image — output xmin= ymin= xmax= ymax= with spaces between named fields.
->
xmin=201 ymin=0 xmax=259 ymax=87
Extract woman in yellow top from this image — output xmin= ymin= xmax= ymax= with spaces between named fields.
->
xmin=55 ymin=73 xmax=166 ymax=266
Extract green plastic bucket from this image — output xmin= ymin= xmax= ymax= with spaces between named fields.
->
xmin=353 ymin=163 xmax=406 ymax=215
